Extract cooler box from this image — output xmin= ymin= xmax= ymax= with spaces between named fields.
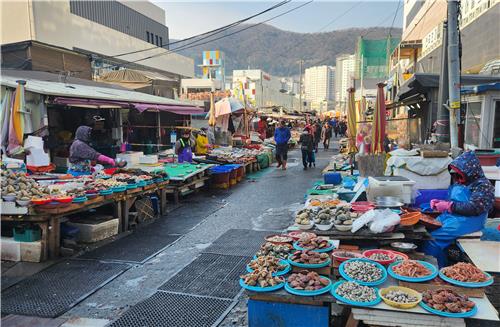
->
xmin=117 ymin=151 xmax=143 ymax=165
xmin=366 ymin=176 xmax=416 ymax=204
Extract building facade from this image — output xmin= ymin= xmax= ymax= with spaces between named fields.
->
xmin=304 ymin=65 xmax=335 ymax=112
xmin=335 ymin=54 xmax=356 ymax=111
xmin=0 ymin=0 xmax=194 ymax=79
xmin=232 ymin=69 xmax=299 ymax=110
xmin=200 ymin=50 xmax=225 ymax=84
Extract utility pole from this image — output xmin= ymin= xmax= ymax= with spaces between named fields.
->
xmin=436 ymin=20 xmax=450 ymax=143
xmin=447 ymin=0 xmax=461 ymax=148
xmin=299 ymin=59 xmax=303 ymax=112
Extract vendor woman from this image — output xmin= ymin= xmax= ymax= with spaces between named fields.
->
xmin=423 ymin=151 xmax=494 ymax=267
xmin=175 ymin=130 xmax=195 ymax=163
xmin=68 ymin=126 xmax=116 ymax=176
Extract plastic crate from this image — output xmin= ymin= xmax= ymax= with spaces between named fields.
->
xmin=13 ymin=226 xmax=41 ymax=242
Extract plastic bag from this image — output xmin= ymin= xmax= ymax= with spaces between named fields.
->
xmin=352 ymin=209 xmax=376 ymax=233
xmin=369 ymin=209 xmax=401 ymax=234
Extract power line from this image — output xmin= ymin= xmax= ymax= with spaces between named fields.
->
xmin=317 ymin=1 xmax=364 ymax=32
xmin=109 ymin=1 xmax=290 ymax=59
xmin=361 ymin=6 xmax=401 ymax=38
xmin=115 ymin=1 xmax=314 ymax=67
xmin=388 ymin=0 xmax=402 ymax=37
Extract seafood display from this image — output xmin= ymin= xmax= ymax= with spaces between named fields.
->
xmin=287 ymin=231 xmax=316 ymax=241
xmin=248 ymin=256 xmax=287 ymax=273
xmin=256 ymin=242 xmax=292 ymax=259
xmin=314 ymin=208 xmax=333 ymax=225
xmin=383 ymin=289 xmax=418 ymax=304
xmin=1 ymin=170 xmax=54 ymax=201
xmin=309 ymin=199 xmax=341 ymax=208
xmin=441 ymin=262 xmax=490 ymax=283
xmin=343 ymin=260 xmax=383 ymax=282
xmin=333 ymin=204 xmax=353 ymax=230
xmin=240 ymin=269 xmax=284 ymax=288
xmin=368 ymin=253 xmax=392 ymax=261
xmin=289 ymin=250 xmax=329 ymax=265
xmin=333 ymin=251 xmax=360 ymax=259
xmin=287 ymin=271 xmax=330 ymax=291
xmin=335 ymin=281 xmax=378 ymax=303
xmin=392 ymin=260 xmax=432 ymax=278
xmin=266 ymin=235 xmax=293 ymax=244
xmin=295 ymin=209 xmax=313 ymax=225
xmin=296 ymin=236 xmax=331 ymax=250
xmin=422 ymin=289 xmax=475 ymax=313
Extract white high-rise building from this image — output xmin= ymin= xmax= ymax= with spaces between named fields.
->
xmin=304 ymin=65 xmax=335 ymax=112
xmin=335 ymin=54 xmax=356 ymax=111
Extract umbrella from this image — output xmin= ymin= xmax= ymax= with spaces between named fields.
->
xmin=371 ymin=83 xmax=387 ymax=154
xmin=0 ymin=89 xmax=13 ymax=152
xmin=347 ymin=87 xmax=358 ymax=154
xmin=12 ymin=80 xmax=26 ymax=143
xmin=208 ymin=92 xmax=216 ymax=126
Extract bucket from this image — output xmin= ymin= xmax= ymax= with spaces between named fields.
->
xmin=324 ymin=172 xmax=342 ymax=185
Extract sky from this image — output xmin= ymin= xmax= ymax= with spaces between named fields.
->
xmin=153 ymin=1 xmax=404 ymax=39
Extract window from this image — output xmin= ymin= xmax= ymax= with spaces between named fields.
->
xmin=156 ymin=35 xmax=159 ymax=46
xmin=464 ymin=101 xmax=482 ymax=148
xmin=146 ymin=31 xmax=150 ymax=43
xmin=494 ymin=101 xmax=500 ymax=148
xmin=159 ymin=37 xmax=163 ymax=47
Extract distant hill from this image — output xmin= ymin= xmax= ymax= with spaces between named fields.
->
xmin=173 ymin=24 xmax=402 ymax=77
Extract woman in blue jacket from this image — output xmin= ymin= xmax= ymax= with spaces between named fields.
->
xmin=274 ymin=121 xmax=291 ymax=170
xmin=424 ymin=151 xmax=494 ymax=267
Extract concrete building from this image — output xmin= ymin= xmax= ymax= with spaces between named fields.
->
xmin=0 ymin=0 xmax=194 ymax=80
xmin=200 ymin=50 xmax=225 ymax=84
xmin=335 ymin=54 xmax=356 ymax=110
xmin=232 ymin=69 xmax=299 ymax=110
xmin=304 ymin=65 xmax=335 ymax=112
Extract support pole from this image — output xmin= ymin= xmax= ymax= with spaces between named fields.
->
xmin=447 ymin=0 xmax=461 ymax=148
xmin=299 ymin=59 xmax=303 ymax=112
xmin=436 ymin=21 xmax=450 ymax=143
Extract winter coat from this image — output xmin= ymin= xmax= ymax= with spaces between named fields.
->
xmin=274 ymin=127 xmax=291 ymax=145
xmin=313 ymin=124 xmax=322 ymax=142
xmin=321 ymin=126 xmax=332 ymax=141
xmin=449 ymin=151 xmax=495 ymax=216
xmin=69 ymin=126 xmax=100 ymax=164
xmin=299 ymin=133 xmax=314 ymax=152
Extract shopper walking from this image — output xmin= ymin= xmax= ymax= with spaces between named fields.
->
xmin=339 ymin=119 xmax=347 ymax=137
xmin=313 ymin=120 xmax=322 ymax=153
xmin=298 ymin=127 xmax=314 ymax=170
xmin=274 ymin=120 xmax=291 ymax=170
xmin=321 ymin=122 xmax=332 ymax=151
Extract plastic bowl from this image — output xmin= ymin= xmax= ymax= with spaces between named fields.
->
xmin=293 ymin=240 xmax=336 ymax=253
xmin=379 ymin=286 xmax=422 ymax=309
xmin=296 ymin=222 xmax=314 ymax=230
xmin=332 ymin=250 xmax=363 ymax=262
xmin=265 ymin=234 xmax=293 ymax=245
xmin=331 ymin=281 xmax=382 ymax=307
xmin=334 ymin=224 xmax=352 ymax=232
xmin=400 ymin=212 xmax=421 ymax=226
xmin=387 ymin=250 xmax=409 ymax=261
xmin=339 ymin=258 xmax=388 ymax=286
xmin=284 ymin=276 xmax=332 ymax=296
xmin=54 ymin=196 xmax=74 ymax=203
xmin=31 ymin=198 xmax=51 ymax=205
xmin=315 ymin=222 xmax=333 ymax=231
xmin=387 ymin=260 xmax=438 ymax=282
xmin=363 ymin=249 xmax=396 ymax=265
xmin=16 ymin=199 xmax=31 ymax=207
xmin=287 ymin=231 xmax=317 ymax=241
xmin=2 ymin=195 xmax=17 ymax=202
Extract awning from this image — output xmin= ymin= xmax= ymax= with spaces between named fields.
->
xmin=51 ymin=97 xmax=202 ymax=115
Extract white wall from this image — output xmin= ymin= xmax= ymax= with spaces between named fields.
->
xmin=0 ymin=0 xmax=33 ymax=44
xmin=1 ymin=0 xmax=194 ymax=77
xmin=119 ymin=0 xmax=165 ymax=25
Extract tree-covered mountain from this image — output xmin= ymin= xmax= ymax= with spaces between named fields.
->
xmin=174 ymin=24 xmax=402 ymax=77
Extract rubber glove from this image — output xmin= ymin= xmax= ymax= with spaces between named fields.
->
xmin=97 ymin=154 xmax=115 ymax=166
xmin=434 ymin=201 xmax=453 ymax=213
xmin=430 ymin=199 xmax=442 ymax=210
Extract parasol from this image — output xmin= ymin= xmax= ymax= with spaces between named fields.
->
xmin=347 ymin=87 xmax=358 ymax=154
xmin=12 ymin=80 xmax=26 ymax=144
xmin=208 ymin=92 xmax=216 ymax=126
xmin=371 ymin=83 xmax=387 ymax=154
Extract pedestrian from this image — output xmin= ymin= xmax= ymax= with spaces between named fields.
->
xmin=321 ymin=122 xmax=332 ymax=151
xmin=274 ymin=120 xmax=291 ymax=170
xmin=339 ymin=119 xmax=347 ymax=137
xmin=423 ymin=151 xmax=494 ymax=267
xmin=195 ymin=127 xmax=210 ymax=155
xmin=298 ymin=126 xmax=314 ymax=170
xmin=313 ymin=120 xmax=322 ymax=153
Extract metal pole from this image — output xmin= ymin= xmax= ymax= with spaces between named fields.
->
xmin=299 ymin=59 xmax=303 ymax=112
xmin=447 ymin=0 xmax=461 ymax=148
xmin=436 ymin=21 xmax=450 ymax=143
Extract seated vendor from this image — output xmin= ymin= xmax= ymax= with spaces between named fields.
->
xmin=175 ymin=130 xmax=195 ymax=163
xmin=195 ymin=127 xmax=210 ymax=155
xmin=423 ymin=151 xmax=494 ymax=267
xmin=68 ymin=126 xmax=116 ymax=176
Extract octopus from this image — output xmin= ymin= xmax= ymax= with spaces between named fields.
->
xmin=392 ymin=260 xmax=432 ymax=278
xmin=442 ymin=262 xmax=489 ymax=283
xmin=422 ymin=289 xmax=475 ymax=313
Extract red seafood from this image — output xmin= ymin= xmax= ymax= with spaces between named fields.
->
xmin=442 ymin=262 xmax=489 ymax=283
xmin=422 ymin=289 xmax=475 ymax=313
xmin=393 ymin=260 xmax=432 ymax=277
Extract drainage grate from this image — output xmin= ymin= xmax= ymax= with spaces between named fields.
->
xmin=80 ymin=231 xmax=180 ymax=263
xmin=202 ymin=229 xmax=274 ymax=256
xmin=159 ymin=253 xmax=247 ymax=299
xmin=109 ymin=292 xmax=233 ymax=327
xmin=1 ymin=260 xmax=128 ymax=318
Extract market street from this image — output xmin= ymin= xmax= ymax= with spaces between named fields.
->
xmin=51 ymin=147 xmax=331 ymax=325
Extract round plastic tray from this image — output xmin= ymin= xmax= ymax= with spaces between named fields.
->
xmin=438 ymin=269 xmax=494 ymax=288
xmin=287 ymin=256 xmax=331 ymax=269
xmin=112 ymin=186 xmax=127 ymax=193
xmin=387 ymin=260 xmax=438 ymax=282
xmin=239 ymin=278 xmax=285 ymax=292
xmin=419 ymin=301 xmax=478 ymax=318
xmin=339 ymin=258 xmax=387 ymax=286
xmin=99 ymin=189 xmax=113 ymax=195
xmin=72 ymin=196 xmax=88 ymax=203
xmin=362 ymin=249 xmax=396 ymax=265
xmin=246 ymin=260 xmax=291 ymax=277
xmin=126 ymin=183 xmax=138 ymax=189
xmin=331 ymin=281 xmax=381 ymax=307
xmin=284 ymin=276 xmax=332 ymax=296
xmin=293 ymin=240 xmax=336 ymax=253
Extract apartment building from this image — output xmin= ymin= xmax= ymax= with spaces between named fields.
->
xmin=304 ymin=65 xmax=335 ymax=112
xmin=335 ymin=54 xmax=356 ymax=110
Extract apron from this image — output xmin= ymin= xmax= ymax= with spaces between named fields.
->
xmin=423 ymin=184 xmax=487 ymax=267
xmin=178 ymin=139 xmax=193 ymax=163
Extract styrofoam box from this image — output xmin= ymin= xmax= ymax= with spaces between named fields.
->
xmin=1 ymin=201 xmax=28 ymax=215
xmin=67 ymin=218 xmax=119 ymax=243
xmin=393 ymin=167 xmax=451 ymax=190
xmin=27 ymin=148 xmax=50 ymax=167
xmin=117 ymin=151 xmax=143 ymax=165
xmin=139 ymin=155 xmax=158 ymax=164
xmin=367 ymin=176 xmax=416 ymax=204
xmin=1 ymin=237 xmax=42 ymax=262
